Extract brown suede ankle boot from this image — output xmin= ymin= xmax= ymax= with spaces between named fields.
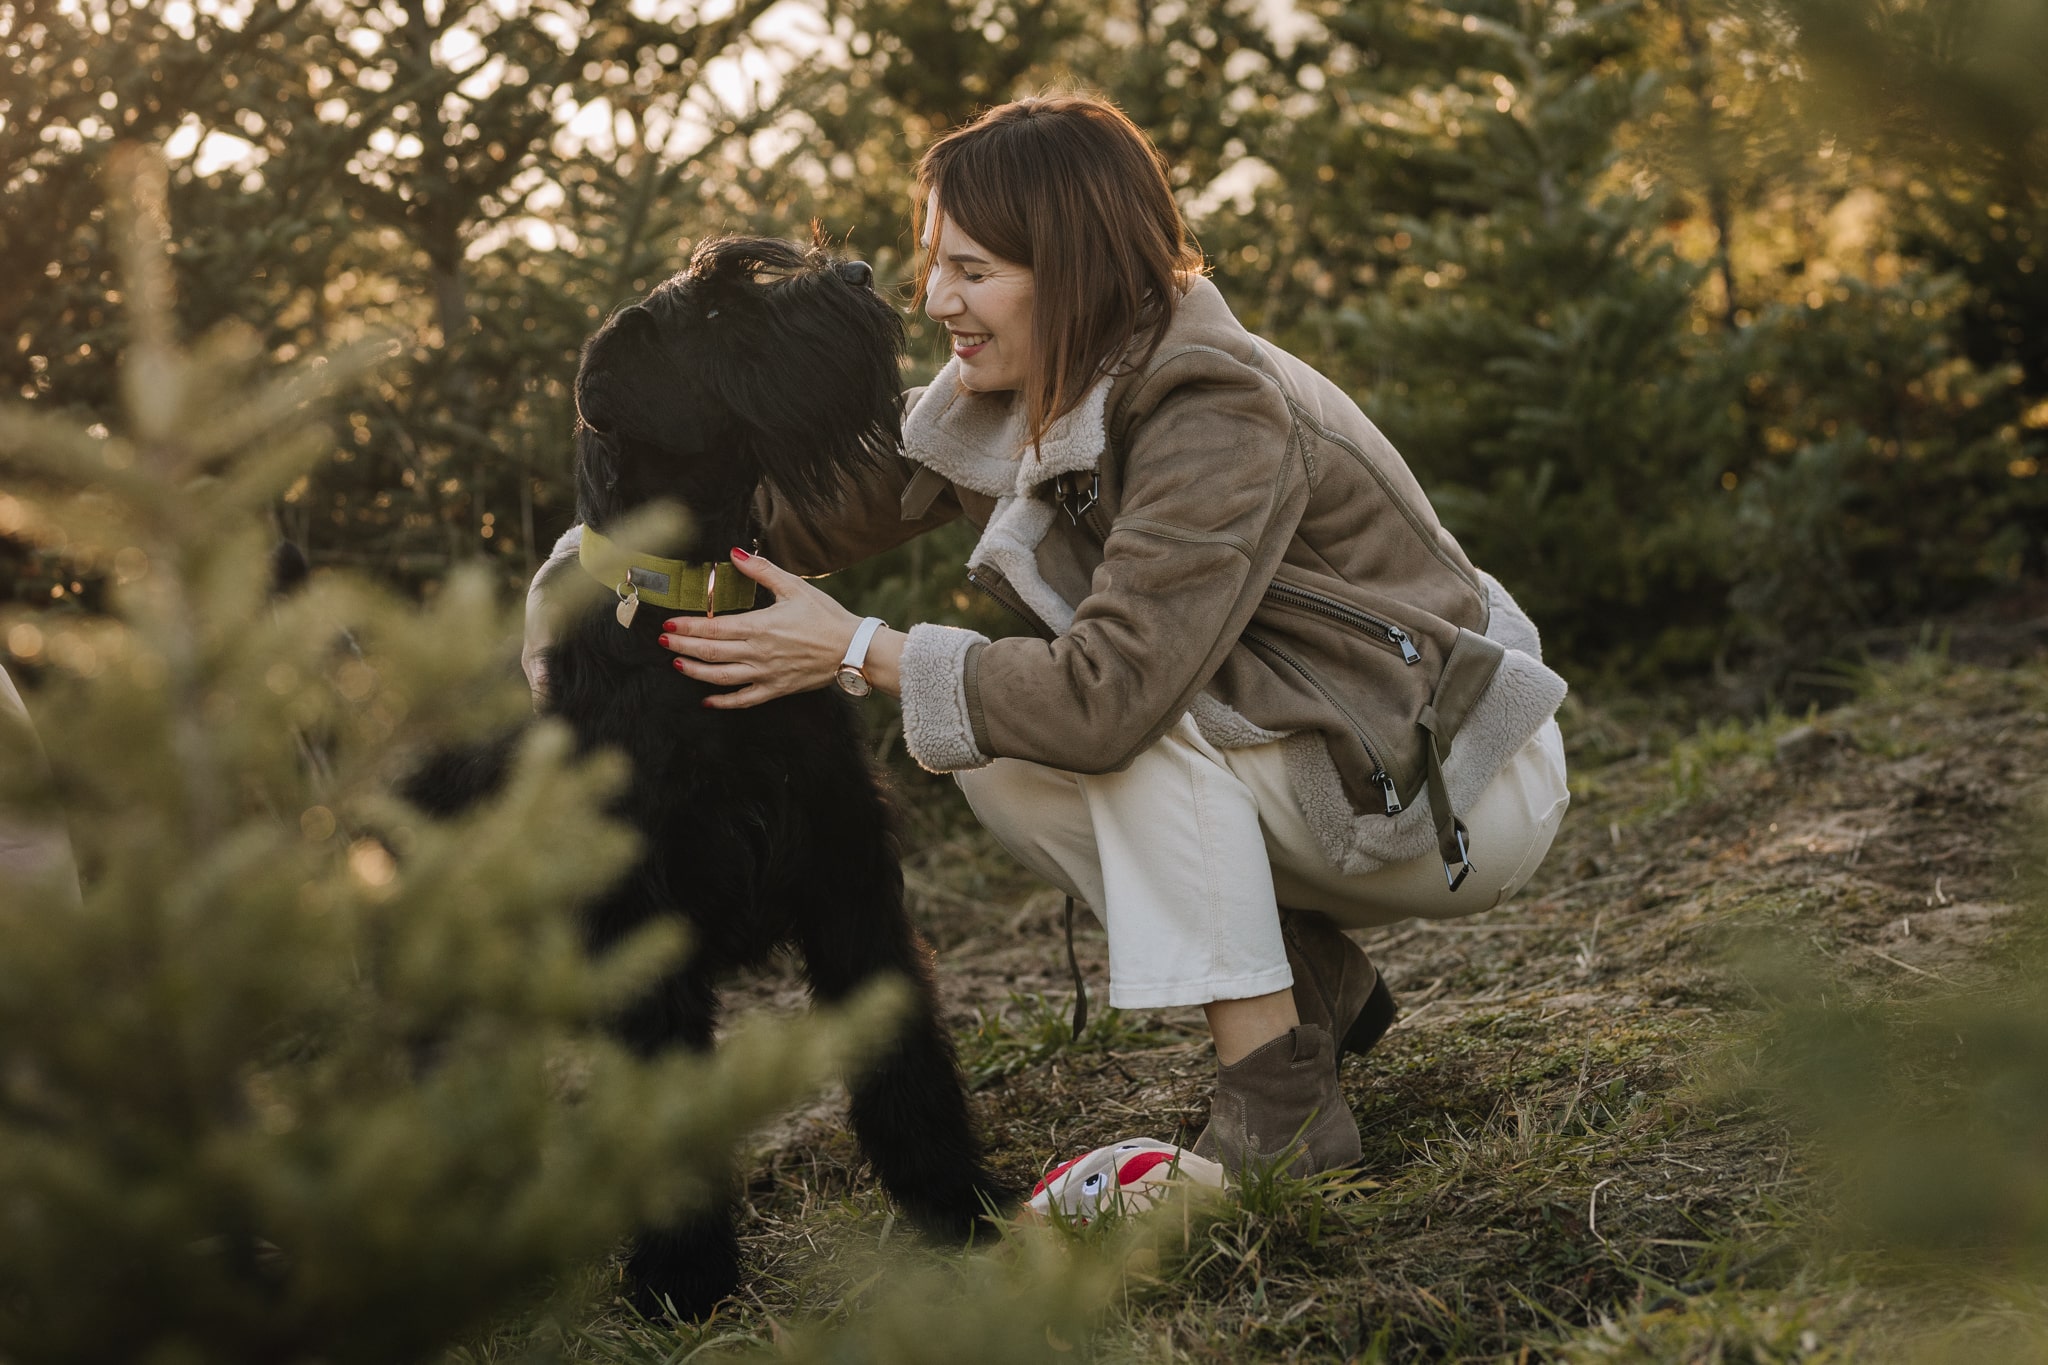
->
xmin=1190 ymin=1024 xmax=1362 ymax=1178
xmin=1282 ymin=908 xmax=1397 ymax=1060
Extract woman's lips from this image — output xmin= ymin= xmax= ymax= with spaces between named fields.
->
xmin=951 ymin=331 xmax=991 ymax=357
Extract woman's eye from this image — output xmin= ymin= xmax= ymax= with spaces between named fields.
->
xmin=962 ymin=272 xmax=986 ymax=283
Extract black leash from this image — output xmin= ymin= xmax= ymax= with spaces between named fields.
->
xmin=1064 ymin=894 xmax=1089 ymax=1039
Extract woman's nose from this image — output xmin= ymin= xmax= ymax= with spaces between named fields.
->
xmin=925 ymin=271 xmax=959 ymax=321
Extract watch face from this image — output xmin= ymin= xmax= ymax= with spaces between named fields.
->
xmin=835 ymin=665 xmax=872 ymax=697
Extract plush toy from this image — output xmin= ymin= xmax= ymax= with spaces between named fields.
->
xmin=1024 ymin=1140 xmax=1226 ymax=1224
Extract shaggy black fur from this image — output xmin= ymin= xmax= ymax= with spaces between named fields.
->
xmin=406 ymin=237 xmax=1007 ymax=1320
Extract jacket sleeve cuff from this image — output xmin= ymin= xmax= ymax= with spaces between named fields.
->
xmin=523 ymin=525 xmax=585 ymax=700
xmin=898 ymin=623 xmax=993 ymax=773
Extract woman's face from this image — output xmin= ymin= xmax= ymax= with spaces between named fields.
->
xmin=922 ymin=200 xmax=1035 ymax=393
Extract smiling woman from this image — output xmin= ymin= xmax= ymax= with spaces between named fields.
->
xmin=920 ymin=213 xmax=1037 ymax=395
xmin=912 ymin=100 xmax=1201 ymax=443
xmin=535 ymin=93 xmax=1571 ymax=1187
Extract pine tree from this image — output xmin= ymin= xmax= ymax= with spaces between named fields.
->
xmin=1783 ymin=0 xmax=2048 ymax=580
xmin=1200 ymin=0 xmax=1741 ymax=677
xmin=1 ymin=1 xmax=801 ymax=594
xmin=0 ymin=148 xmax=904 ymax=1365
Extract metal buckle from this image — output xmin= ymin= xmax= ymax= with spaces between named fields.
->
xmin=704 ymin=561 xmax=719 ymax=618
xmin=1059 ymin=473 xmax=1100 ymax=524
xmin=1443 ymin=825 xmax=1474 ymax=892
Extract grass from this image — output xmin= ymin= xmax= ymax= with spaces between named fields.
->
xmin=452 ymin=649 xmax=2048 ymax=1363
xmin=958 ymin=992 xmax=1183 ymax=1091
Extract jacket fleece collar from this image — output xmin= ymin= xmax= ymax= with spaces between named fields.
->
xmin=901 ymin=356 xmax=1112 ymax=498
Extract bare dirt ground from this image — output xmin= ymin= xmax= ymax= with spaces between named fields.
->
xmin=556 ymin=651 xmax=2048 ymax=1363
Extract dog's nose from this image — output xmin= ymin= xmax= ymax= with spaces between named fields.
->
xmin=837 ymin=260 xmax=874 ymax=289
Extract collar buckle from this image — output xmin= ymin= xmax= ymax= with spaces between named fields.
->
xmin=1057 ymin=472 xmax=1100 ymax=524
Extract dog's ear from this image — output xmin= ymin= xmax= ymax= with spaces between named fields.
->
xmin=574 ymin=304 xmax=666 ymax=438
xmin=574 ymin=304 xmax=684 ymax=521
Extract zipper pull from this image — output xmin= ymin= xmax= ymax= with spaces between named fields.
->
xmin=1388 ymin=626 xmax=1421 ymax=665
xmin=1376 ymin=770 xmax=1402 ymax=816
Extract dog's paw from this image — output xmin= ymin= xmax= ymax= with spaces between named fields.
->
xmin=901 ymin=1173 xmax=1021 ymax=1244
xmin=625 ymin=1221 xmax=740 ymax=1322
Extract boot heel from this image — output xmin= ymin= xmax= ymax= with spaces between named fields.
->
xmin=1340 ymin=976 xmax=1397 ymax=1058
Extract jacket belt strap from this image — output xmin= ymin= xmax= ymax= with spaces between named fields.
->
xmin=578 ymin=526 xmax=761 ymax=615
xmin=1416 ymin=703 xmax=1474 ymax=891
xmin=899 ymin=466 xmax=950 ymax=521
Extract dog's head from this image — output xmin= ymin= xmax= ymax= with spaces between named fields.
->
xmin=572 ymin=236 xmax=906 ymax=539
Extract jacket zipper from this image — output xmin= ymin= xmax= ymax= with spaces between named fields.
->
xmin=1030 ymin=483 xmax=1408 ymax=812
xmin=1263 ymin=581 xmax=1421 ymax=664
xmin=1242 ymin=629 xmax=1404 ymax=816
xmin=967 ymin=568 xmax=1055 ymax=641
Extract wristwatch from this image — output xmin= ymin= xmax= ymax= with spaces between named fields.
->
xmin=835 ymin=617 xmax=886 ymax=697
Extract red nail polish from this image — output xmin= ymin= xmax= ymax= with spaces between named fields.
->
xmin=672 ymin=658 xmax=686 ymax=672
xmin=663 ymin=619 xmax=681 ymax=632
xmin=658 ymin=633 xmax=671 ymax=649
xmin=730 ymin=546 xmax=752 ymax=561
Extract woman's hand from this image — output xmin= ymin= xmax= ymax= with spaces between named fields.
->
xmin=660 ymin=548 xmax=903 ymax=708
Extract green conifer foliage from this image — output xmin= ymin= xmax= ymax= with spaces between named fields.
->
xmin=1245 ymin=0 xmax=1743 ymax=677
xmin=0 ymin=150 xmax=904 ymax=1365
xmin=1785 ymin=0 xmax=2048 ymax=583
xmin=1 ymin=1 xmax=799 ymax=591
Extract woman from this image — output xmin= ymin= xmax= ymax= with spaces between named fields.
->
xmin=537 ymin=94 xmax=1570 ymax=1176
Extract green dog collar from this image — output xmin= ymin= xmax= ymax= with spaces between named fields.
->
xmin=578 ymin=526 xmax=761 ymax=616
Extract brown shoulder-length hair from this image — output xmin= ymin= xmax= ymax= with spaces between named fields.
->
xmin=914 ymin=93 xmax=1204 ymax=448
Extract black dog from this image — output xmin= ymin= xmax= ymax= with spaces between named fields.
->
xmin=407 ymin=237 xmax=1005 ymax=1318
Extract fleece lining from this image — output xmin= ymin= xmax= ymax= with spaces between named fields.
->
xmin=900 ymin=356 xmax=1113 ymax=496
xmin=898 ymin=622 xmax=992 ymax=772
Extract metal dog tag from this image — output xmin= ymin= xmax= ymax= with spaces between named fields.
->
xmin=615 ymin=583 xmax=640 ymax=629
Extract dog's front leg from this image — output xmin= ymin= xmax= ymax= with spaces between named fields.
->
xmin=611 ymin=966 xmax=743 ymax=1322
xmin=789 ymin=851 xmax=1013 ymax=1240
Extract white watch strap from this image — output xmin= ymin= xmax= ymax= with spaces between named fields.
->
xmin=841 ymin=616 xmax=886 ymax=671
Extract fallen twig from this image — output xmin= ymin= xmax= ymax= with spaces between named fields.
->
xmin=1588 ymin=1177 xmax=1618 ymax=1244
xmin=1855 ymin=941 xmax=1960 ymax=986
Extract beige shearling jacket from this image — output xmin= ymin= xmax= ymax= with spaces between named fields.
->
xmin=762 ymin=276 xmax=1569 ymax=880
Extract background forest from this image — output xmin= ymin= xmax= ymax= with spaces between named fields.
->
xmin=6 ymin=0 xmax=2045 ymax=687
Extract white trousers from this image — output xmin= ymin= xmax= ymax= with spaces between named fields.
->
xmin=957 ymin=716 xmax=1570 ymax=1010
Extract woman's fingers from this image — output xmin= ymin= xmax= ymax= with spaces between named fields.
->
xmin=726 ymin=545 xmax=800 ymax=596
xmin=700 ymin=682 xmax=777 ymax=710
xmin=652 ymin=548 xmax=859 ymax=709
xmin=659 ymin=630 xmax=748 ymax=662
xmin=670 ymin=657 xmax=755 ymax=686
